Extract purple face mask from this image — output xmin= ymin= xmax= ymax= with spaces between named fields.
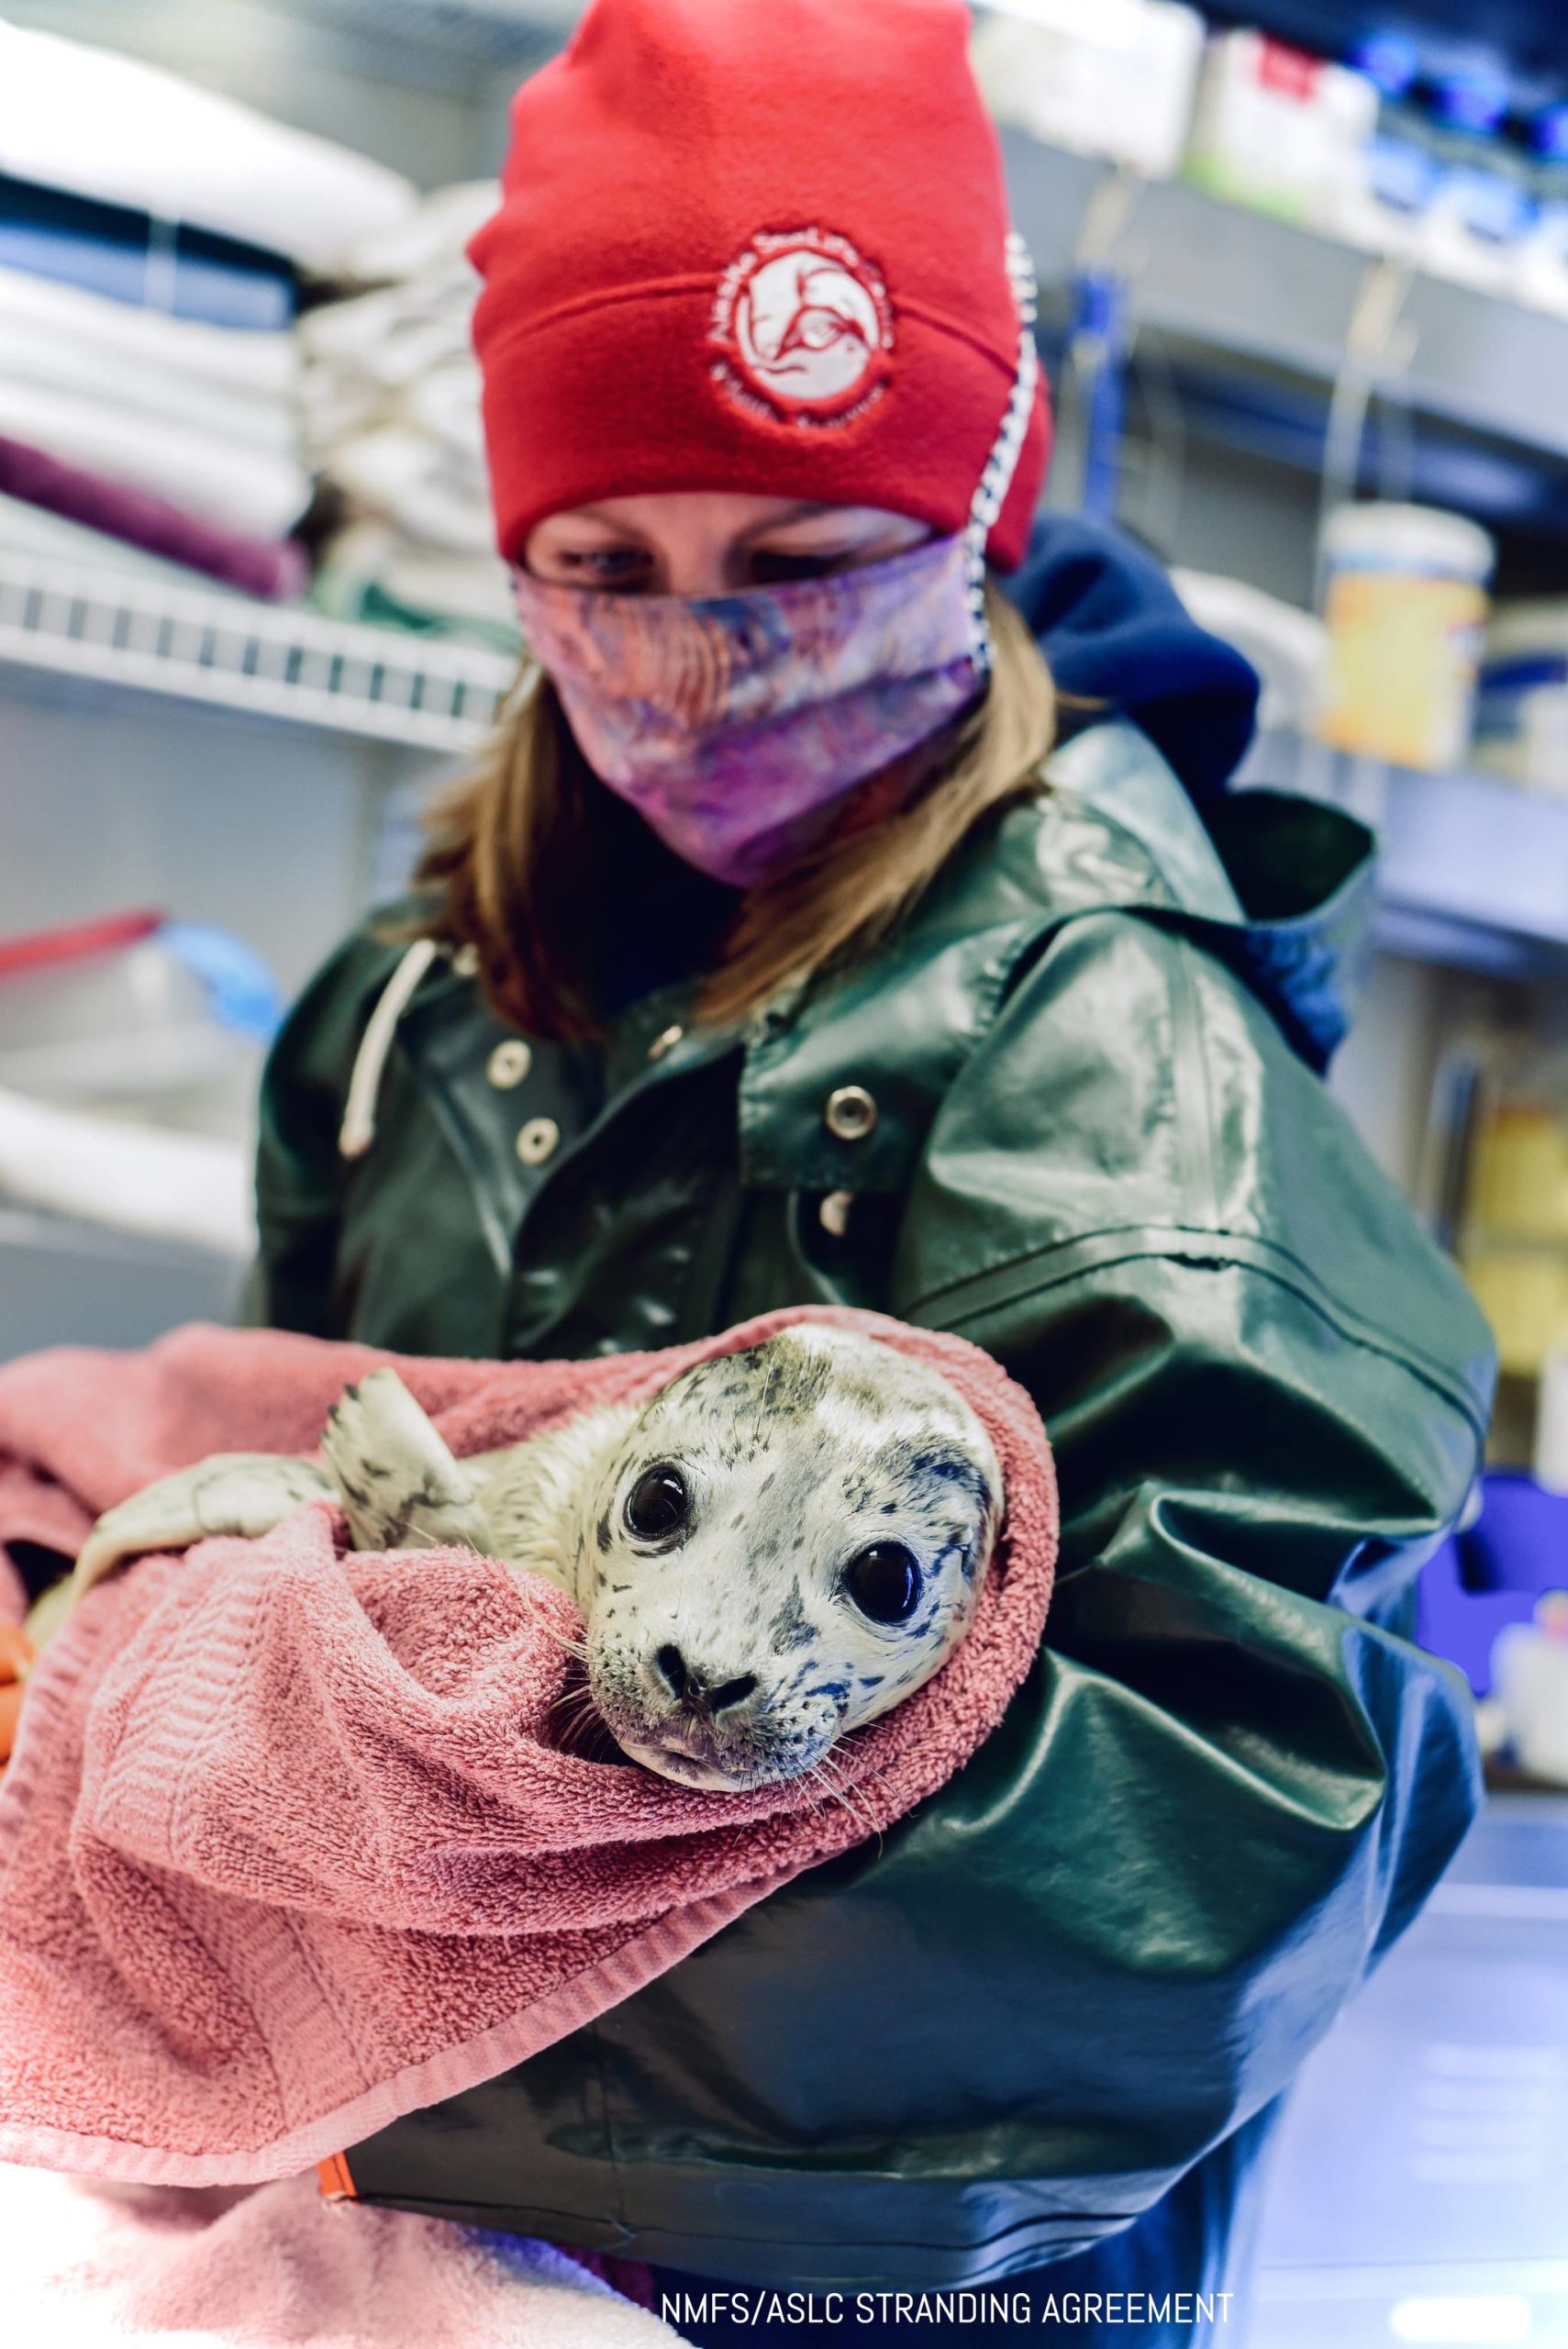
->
xmin=508 ymin=531 xmax=986 ymax=888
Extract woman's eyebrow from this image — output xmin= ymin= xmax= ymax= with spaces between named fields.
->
xmin=736 ymin=503 xmax=852 ymax=543
xmin=560 ymin=507 xmax=651 ymax=540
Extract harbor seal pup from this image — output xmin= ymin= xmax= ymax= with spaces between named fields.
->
xmin=68 ymin=1323 xmax=1002 ymax=1791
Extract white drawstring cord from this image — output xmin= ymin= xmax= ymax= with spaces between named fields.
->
xmin=338 ymin=938 xmax=440 ymax=1161
xmin=962 ymin=228 xmax=1041 ymax=675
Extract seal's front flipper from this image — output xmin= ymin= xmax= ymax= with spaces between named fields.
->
xmin=72 ymin=1454 xmax=334 ymax=1604
xmin=322 ymin=1368 xmax=494 ymax=1556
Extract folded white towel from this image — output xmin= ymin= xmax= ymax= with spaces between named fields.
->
xmin=297 ymin=270 xmax=479 ymax=386
xmin=383 ymin=542 xmax=517 ymax=629
xmin=329 ymin=422 xmax=492 ymax=555
xmin=406 ymin=361 xmax=487 ymax=465
xmin=305 ymin=358 xmax=484 ymax=470
xmin=2 ymin=304 xmax=297 ymax=455
xmin=0 ymin=17 xmax=417 ymax=269
xmin=0 ymin=262 xmax=300 ymax=397
xmin=338 ymin=179 xmax=500 ymax=285
xmin=319 ymin=518 xmax=517 ymax=631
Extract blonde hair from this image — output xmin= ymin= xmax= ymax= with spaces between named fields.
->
xmin=412 ymin=576 xmax=1056 ymax=1042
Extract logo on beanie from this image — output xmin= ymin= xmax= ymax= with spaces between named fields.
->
xmin=711 ymin=228 xmax=893 ymax=424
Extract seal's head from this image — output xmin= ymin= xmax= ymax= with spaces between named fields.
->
xmin=576 ymin=1324 xmax=1002 ymax=1790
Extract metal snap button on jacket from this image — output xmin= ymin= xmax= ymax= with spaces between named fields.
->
xmin=486 ymin=1040 xmax=532 ymax=1089
xmin=451 ymin=943 xmax=481 ymax=978
xmin=515 ymin=1116 xmax=560 ymax=1165
xmin=824 ymin=1084 xmax=877 ymax=1141
xmin=648 ymin=1023 xmax=684 ymax=1063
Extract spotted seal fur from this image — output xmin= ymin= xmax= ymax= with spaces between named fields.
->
xmin=69 ymin=1323 xmax=1002 ymax=1790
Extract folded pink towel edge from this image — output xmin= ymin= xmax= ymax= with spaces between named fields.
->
xmin=0 ymin=1580 xmax=808 ymax=2182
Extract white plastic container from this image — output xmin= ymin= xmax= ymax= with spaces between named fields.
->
xmin=1336 ymin=128 xmax=1440 ymax=263
xmin=1534 ymin=1341 xmax=1568 ymax=1492
xmin=0 ymin=927 xmax=268 ymax=1140
xmin=1474 ymin=598 xmax=1568 ymax=796
xmin=1514 ymin=110 xmax=1568 ymax=317
xmin=1513 ymin=202 xmax=1568 ymax=319
xmin=1418 ymin=78 xmax=1537 ymax=296
xmin=1493 ymin=1592 xmax=1568 ymax=1787
xmin=969 ymin=0 xmax=1205 ymax=181
xmin=1318 ymin=503 xmax=1495 ymax=773
xmin=1185 ymin=28 xmax=1378 ymax=231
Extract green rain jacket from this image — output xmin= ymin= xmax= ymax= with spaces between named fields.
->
xmin=248 ymin=707 xmax=1493 ymax=2299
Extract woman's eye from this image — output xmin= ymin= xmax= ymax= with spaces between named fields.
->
xmin=842 ymin=1541 xmax=922 ymax=1624
xmin=625 ymin=1464 xmax=690 ymax=1539
xmin=553 ymin=548 xmax=651 ymax=589
xmin=748 ymin=549 xmax=851 ymax=585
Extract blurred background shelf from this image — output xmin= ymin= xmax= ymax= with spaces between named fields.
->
xmin=1244 ymin=740 xmax=1568 ymax=977
xmin=0 ymin=0 xmax=563 ymax=177
xmin=1005 ymin=129 xmax=1568 ymax=473
xmin=1214 ymin=0 xmax=1568 ymax=83
xmin=0 ymin=553 xmax=516 ymax=752
xmin=1248 ymin=1795 xmax=1568 ymax=2349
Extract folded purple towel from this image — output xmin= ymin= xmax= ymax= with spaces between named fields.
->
xmin=0 ymin=432 xmax=308 ymax=601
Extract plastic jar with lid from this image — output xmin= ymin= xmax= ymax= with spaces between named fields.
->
xmin=1318 ymin=500 xmax=1496 ymax=771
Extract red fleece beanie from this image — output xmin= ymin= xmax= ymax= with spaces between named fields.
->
xmin=469 ymin=0 xmax=1050 ymax=572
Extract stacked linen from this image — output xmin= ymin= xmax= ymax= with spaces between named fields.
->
xmin=0 ymin=270 xmax=308 ymax=591
xmin=302 ymin=184 xmax=519 ymax=651
xmin=0 ymin=16 xmax=417 ymax=597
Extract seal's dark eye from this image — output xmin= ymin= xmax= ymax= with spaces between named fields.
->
xmin=843 ymin=1541 xmax=921 ymax=1624
xmin=625 ymin=1464 xmax=689 ymax=1540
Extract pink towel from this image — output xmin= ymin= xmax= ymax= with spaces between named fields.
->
xmin=0 ymin=2164 xmax=678 ymax=2347
xmin=0 ymin=1304 xmax=1055 ymax=2185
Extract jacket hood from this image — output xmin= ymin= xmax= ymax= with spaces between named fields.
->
xmin=1187 ymin=785 xmax=1375 ymax=1074
xmin=1001 ymin=516 xmax=1371 ymax=1071
xmin=1003 ymin=511 xmax=1261 ymax=807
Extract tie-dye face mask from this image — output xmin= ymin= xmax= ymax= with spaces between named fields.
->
xmin=508 ymin=531 xmax=985 ymax=888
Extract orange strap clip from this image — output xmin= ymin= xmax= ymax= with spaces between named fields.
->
xmin=317 ymin=2151 xmax=358 ymax=2202
xmin=0 ymin=1625 xmax=35 ymax=1774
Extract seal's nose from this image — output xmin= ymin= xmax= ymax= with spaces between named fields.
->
xmin=654 ymin=1643 xmax=758 ymax=1717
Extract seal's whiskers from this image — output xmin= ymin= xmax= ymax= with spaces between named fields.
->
xmin=804 ymin=1750 xmax=883 ymax=1848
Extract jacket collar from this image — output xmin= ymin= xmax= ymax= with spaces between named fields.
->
xmin=385 ymin=723 xmax=1374 ymax=1208
xmin=738 ymin=722 xmax=1376 ymax=1193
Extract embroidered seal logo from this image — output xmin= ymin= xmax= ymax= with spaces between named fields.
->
xmin=711 ymin=228 xmax=893 ymax=423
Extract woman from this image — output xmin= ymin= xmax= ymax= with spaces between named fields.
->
xmin=249 ymin=1 xmax=1494 ymax=2340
